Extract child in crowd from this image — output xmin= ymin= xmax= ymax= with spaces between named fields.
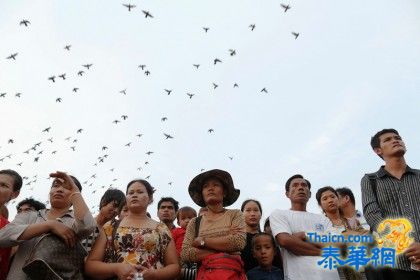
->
xmin=247 ymin=233 xmax=284 ymax=280
xmin=172 ymin=206 xmax=197 ymax=256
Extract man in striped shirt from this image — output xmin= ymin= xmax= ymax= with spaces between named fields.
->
xmin=362 ymin=128 xmax=420 ymax=279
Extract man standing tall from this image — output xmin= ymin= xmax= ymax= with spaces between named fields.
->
xmin=270 ymin=174 xmax=338 ymax=280
xmin=157 ymin=197 xmax=179 ymax=231
xmin=362 ymin=128 xmax=420 ymax=279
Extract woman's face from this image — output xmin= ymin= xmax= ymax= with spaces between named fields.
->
xmin=202 ymin=178 xmax=224 ymax=206
xmin=320 ymin=190 xmax=339 ymax=214
xmin=243 ymin=201 xmax=262 ymax=228
xmin=126 ymin=182 xmax=151 ymax=210
xmin=49 ymin=179 xmax=73 ymax=208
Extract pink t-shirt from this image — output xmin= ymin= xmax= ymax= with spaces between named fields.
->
xmin=171 ymin=227 xmax=186 ymax=256
xmin=0 ymin=216 xmax=11 ymax=280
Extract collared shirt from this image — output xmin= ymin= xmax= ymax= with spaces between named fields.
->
xmin=0 ymin=209 xmax=96 ymax=280
xmin=361 ymin=165 xmax=420 ymax=271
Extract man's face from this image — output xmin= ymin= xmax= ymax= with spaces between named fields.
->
xmin=286 ymin=178 xmax=311 ymax=204
xmin=17 ymin=203 xmax=36 ymax=214
xmin=375 ymin=132 xmax=406 ymax=159
xmin=158 ymin=201 xmax=176 ymax=224
xmin=0 ymin=174 xmax=18 ymax=206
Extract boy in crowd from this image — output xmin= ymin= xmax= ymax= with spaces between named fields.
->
xmin=247 ymin=233 xmax=283 ymax=280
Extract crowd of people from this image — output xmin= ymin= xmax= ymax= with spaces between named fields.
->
xmin=0 ymin=128 xmax=419 ymax=280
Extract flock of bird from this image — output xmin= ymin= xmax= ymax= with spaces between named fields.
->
xmin=1 ymin=2 xmax=300 ymax=215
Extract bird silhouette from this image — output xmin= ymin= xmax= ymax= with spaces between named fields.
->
xmin=0 ymin=93 xmax=6 ymax=98
xmin=193 ymin=64 xmax=200 ymax=69
xmin=123 ymin=4 xmax=136 ymax=11
xmin=233 ymin=83 xmax=239 ymax=88
xmin=77 ymin=70 xmax=84 ymax=76
xmin=42 ymin=127 xmax=51 ymax=132
xmin=212 ymin=83 xmax=218 ymax=89
xmin=83 ymin=64 xmax=93 ymax=69
xmin=208 ymin=129 xmax=214 ymax=133
xmin=15 ymin=93 xmax=22 ymax=97
xmin=146 ymin=151 xmax=153 ymax=155
xmin=48 ymin=76 xmax=56 ymax=83
xmin=144 ymin=70 xmax=151 ymax=75
xmin=187 ymin=93 xmax=195 ymax=99
xmin=214 ymin=58 xmax=222 ymax=65
xmin=164 ymin=133 xmax=173 ymax=139
xmin=138 ymin=65 xmax=146 ymax=70
xmin=64 ymin=45 xmax=71 ymax=51
xmin=58 ymin=73 xmax=66 ymax=80
xmin=125 ymin=142 xmax=132 ymax=147
xmin=261 ymin=88 xmax=268 ymax=93
xmin=164 ymin=89 xmax=172 ymax=95
xmin=249 ymin=24 xmax=256 ymax=31
xmin=142 ymin=10 xmax=153 ymax=18
xmin=161 ymin=117 xmax=168 ymax=122
xmin=203 ymin=27 xmax=210 ymax=33
xmin=20 ymin=20 xmax=30 ymax=26
xmin=7 ymin=53 xmax=18 ymax=60
xmin=77 ymin=129 xmax=83 ymax=133
xmin=56 ymin=98 xmax=62 ymax=102
xmin=113 ymin=120 xmax=120 ymax=124
xmin=292 ymin=32 xmax=299 ymax=39
xmin=73 ymin=88 xmax=79 ymax=93
xmin=281 ymin=4 xmax=291 ymax=12
xmin=121 ymin=115 xmax=128 ymax=120
xmin=8 ymin=139 xmax=14 ymax=144
xmin=120 ymin=89 xmax=127 ymax=95
xmin=229 ymin=49 xmax=236 ymax=56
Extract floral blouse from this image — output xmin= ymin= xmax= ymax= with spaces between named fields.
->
xmin=103 ymin=221 xmax=171 ymax=269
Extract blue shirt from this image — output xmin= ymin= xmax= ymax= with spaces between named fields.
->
xmin=246 ymin=266 xmax=284 ymax=280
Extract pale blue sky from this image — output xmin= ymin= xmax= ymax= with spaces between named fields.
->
xmin=1 ymin=0 xmax=419 ymax=221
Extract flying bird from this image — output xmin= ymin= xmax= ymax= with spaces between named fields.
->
xmin=77 ymin=128 xmax=83 ymax=133
xmin=48 ymin=76 xmax=56 ymax=83
xmin=249 ymin=24 xmax=256 ymax=31
xmin=72 ymin=87 xmax=79 ymax=93
xmin=208 ymin=129 xmax=214 ymax=133
xmin=146 ymin=151 xmax=153 ymax=155
xmin=142 ymin=10 xmax=153 ymax=18
xmin=261 ymin=88 xmax=268 ymax=93
xmin=138 ymin=64 xmax=146 ymax=70
xmin=20 ymin=20 xmax=30 ymax=26
xmin=15 ymin=92 xmax=22 ymax=97
xmin=203 ymin=27 xmax=209 ymax=33
xmin=121 ymin=115 xmax=128 ymax=120
xmin=83 ymin=63 xmax=93 ymax=69
xmin=77 ymin=70 xmax=84 ymax=76
xmin=212 ymin=83 xmax=218 ymax=89
xmin=161 ymin=117 xmax=168 ymax=122
xmin=64 ymin=45 xmax=71 ymax=51
xmin=292 ymin=32 xmax=299 ymax=39
xmin=125 ymin=142 xmax=132 ymax=147
xmin=102 ymin=146 xmax=108 ymax=151
xmin=58 ymin=73 xmax=66 ymax=80
xmin=144 ymin=70 xmax=151 ymax=75
xmin=8 ymin=139 xmax=14 ymax=144
xmin=193 ymin=64 xmax=200 ymax=69
xmin=6 ymin=53 xmax=18 ymax=60
xmin=42 ymin=127 xmax=51 ymax=132
xmin=164 ymin=133 xmax=173 ymax=139
xmin=187 ymin=93 xmax=194 ymax=99
xmin=120 ymin=89 xmax=127 ymax=95
xmin=123 ymin=4 xmax=136 ymax=11
xmin=233 ymin=83 xmax=239 ymax=88
xmin=0 ymin=93 xmax=6 ymax=98
xmin=113 ymin=120 xmax=120 ymax=124
xmin=214 ymin=58 xmax=222 ymax=65
xmin=136 ymin=134 xmax=143 ymax=138
xmin=229 ymin=49 xmax=236 ymax=56
xmin=281 ymin=4 xmax=291 ymax=12
xmin=164 ymin=89 xmax=172 ymax=95
xmin=56 ymin=98 xmax=62 ymax=102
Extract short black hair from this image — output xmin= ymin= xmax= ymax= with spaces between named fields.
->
xmin=17 ymin=198 xmax=46 ymax=211
xmin=126 ymin=179 xmax=155 ymax=204
xmin=285 ymin=174 xmax=311 ymax=192
xmin=251 ymin=232 xmax=276 ymax=250
xmin=370 ymin=128 xmax=400 ymax=151
xmin=157 ymin=197 xmax=179 ymax=212
xmin=315 ymin=186 xmax=338 ymax=206
xmin=70 ymin=175 xmax=82 ymax=192
xmin=241 ymin=199 xmax=263 ymax=215
xmin=99 ymin=188 xmax=126 ymax=211
xmin=336 ymin=187 xmax=356 ymax=206
xmin=176 ymin=206 xmax=197 ymax=220
xmin=0 ymin=169 xmax=23 ymax=192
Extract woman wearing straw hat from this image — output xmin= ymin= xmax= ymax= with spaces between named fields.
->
xmin=181 ymin=169 xmax=247 ymax=280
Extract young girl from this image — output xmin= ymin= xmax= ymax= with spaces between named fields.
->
xmin=172 ymin=206 xmax=197 ymax=256
xmin=246 ymin=233 xmax=283 ymax=280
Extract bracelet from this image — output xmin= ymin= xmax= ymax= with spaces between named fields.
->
xmin=69 ymin=192 xmax=81 ymax=201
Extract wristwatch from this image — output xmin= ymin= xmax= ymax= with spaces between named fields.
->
xmin=199 ymin=238 xmax=205 ymax=248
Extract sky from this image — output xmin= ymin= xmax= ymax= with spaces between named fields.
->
xmin=1 ymin=0 xmax=420 ymax=222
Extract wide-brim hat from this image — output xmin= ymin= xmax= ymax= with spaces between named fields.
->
xmin=188 ymin=169 xmax=240 ymax=207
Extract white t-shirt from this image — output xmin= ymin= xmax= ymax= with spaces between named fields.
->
xmin=270 ymin=209 xmax=339 ymax=280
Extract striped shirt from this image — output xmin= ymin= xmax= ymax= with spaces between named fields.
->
xmin=361 ymin=165 xmax=420 ymax=271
